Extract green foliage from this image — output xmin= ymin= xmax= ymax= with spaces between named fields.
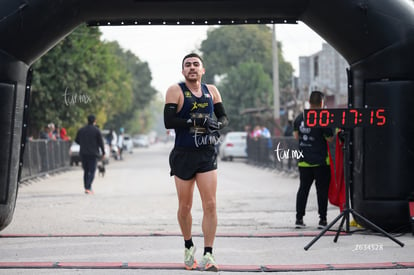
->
xmin=29 ymin=25 xmax=156 ymax=138
xmin=199 ymin=25 xmax=294 ymax=131
xmin=217 ymin=62 xmax=273 ymax=131
xmin=104 ymin=45 xmax=157 ymax=134
xmin=200 ymin=25 xmax=293 ymax=87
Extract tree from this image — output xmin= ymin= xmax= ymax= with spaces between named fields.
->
xmin=29 ymin=25 xmax=157 ymax=139
xmin=199 ymin=25 xmax=295 ymax=132
xmin=200 ymin=25 xmax=293 ymax=88
xmin=103 ymin=45 xmax=157 ymax=134
xmin=29 ymin=25 xmax=133 ymax=138
xmin=217 ymin=62 xmax=273 ymax=131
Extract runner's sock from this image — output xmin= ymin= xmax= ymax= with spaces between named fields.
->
xmin=185 ymin=238 xmax=194 ymax=249
xmin=204 ymin=247 xmax=213 ymax=255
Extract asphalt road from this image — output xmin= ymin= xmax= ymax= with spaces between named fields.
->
xmin=3 ymin=141 xmax=306 ymax=235
xmin=0 ymin=142 xmax=412 ymax=274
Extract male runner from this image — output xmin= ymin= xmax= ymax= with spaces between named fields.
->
xmin=164 ymin=53 xmax=228 ymax=271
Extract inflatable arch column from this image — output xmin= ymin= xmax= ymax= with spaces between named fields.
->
xmin=0 ymin=0 xmax=83 ymax=230
xmin=301 ymin=0 xmax=414 ymax=231
xmin=0 ymin=54 xmax=29 ymax=229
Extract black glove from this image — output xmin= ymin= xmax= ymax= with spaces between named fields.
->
xmin=209 ymin=128 xmax=221 ymax=139
xmin=192 ymin=116 xmax=220 ymax=133
xmin=206 ymin=117 xmax=220 ymax=132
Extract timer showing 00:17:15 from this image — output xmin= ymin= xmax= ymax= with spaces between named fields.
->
xmin=304 ymin=108 xmax=387 ymax=128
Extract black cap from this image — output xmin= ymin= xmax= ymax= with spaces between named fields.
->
xmin=87 ymin=114 xmax=96 ymax=124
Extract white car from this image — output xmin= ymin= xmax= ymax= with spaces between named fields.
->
xmin=69 ymin=142 xmax=81 ymax=166
xmin=69 ymin=141 xmax=110 ymax=165
xmin=133 ymin=134 xmax=150 ymax=148
xmin=123 ymin=134 xmax=134 ymax=153
xmin=219 ymin=131 xmax=247 ymax=161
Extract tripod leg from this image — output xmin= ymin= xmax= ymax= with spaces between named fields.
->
xmin=333 ymin=212 xmax=347 ymax=243
xmin=304 ymin=211 xmax=345 ymax=250
xmin=350 ymin=210 xmax=404 ymax=247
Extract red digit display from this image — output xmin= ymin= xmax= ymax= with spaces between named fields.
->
xmin=304 ymin=108 xmax=387 ymax=128
xmin=349 ymin=109 xmax=358 ymax=125
xmin=319 ymin=110 xmax=330 ymax=127
xmin=370 ymin=110 xmax=374 ymax=125
xmin=306 ymin=110 xmax=317 ymax=127
xmin=342 ymin=111 xmax=346 ymax=125
xmin=376 ymin=109 xmax=386 ymax=126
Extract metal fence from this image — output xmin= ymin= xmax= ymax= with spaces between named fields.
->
xmin=18 ymin=137 xmax=301 ymax=182
xmin=18 ymin=137 xmax=301 ymax=181
xmin=247 ymin=136 xmax=300 ymax=173
xmin=20 ymin=140 xmax=71 ymax=182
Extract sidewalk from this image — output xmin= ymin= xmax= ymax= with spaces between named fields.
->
xmin=0 ymin=143 xmax=412 ymax=274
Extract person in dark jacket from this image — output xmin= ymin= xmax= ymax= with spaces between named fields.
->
xmin=293 ymin=91 xmax=333 ymax=229
xmin=75 ymin=114 xmax=105 ymax=194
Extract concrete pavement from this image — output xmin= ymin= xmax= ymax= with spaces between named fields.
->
xmin=0 ymin=142 xmax=412 ymax=274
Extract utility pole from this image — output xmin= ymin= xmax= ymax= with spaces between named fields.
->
xmin=272 ymin=24 xmax=280 ymax=120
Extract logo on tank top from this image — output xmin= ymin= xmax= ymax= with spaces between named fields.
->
xmin=190 ymin=102 xmax=209 ymax=111
xmin=184 ymin=91 xmax=192 ymax=98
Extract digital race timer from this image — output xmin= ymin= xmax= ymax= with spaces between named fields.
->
xmin=304 ymin=108 xmax=387 ymax=128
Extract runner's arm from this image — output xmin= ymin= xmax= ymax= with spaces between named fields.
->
xmin=164 ymin=103 xmax=192 ymax=129
xmin=214 ymin=102 xmax=229 ymax=129
xmin=208 ymin=84 xmax=229 ymax=129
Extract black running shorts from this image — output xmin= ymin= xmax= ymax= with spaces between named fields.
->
xmin=169 ymin=146 xmax=217 ymax=180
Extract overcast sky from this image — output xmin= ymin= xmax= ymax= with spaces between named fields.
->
xmin=100 ymin=22 xmax=326 ymax=95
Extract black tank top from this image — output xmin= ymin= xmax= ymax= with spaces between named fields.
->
xmin=174 ymin=82 xmax=214 ymax=148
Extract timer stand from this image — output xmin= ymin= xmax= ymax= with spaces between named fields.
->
xmin=304 ymin=129 xmax=404 ymax=250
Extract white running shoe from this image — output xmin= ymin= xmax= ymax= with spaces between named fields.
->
xmin=184 ymin=246 xmax=197 ymax=270
xmin=201 ymin=252 xmax=218 ymax=272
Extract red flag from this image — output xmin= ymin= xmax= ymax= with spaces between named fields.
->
xmin=328 ymin=132 xmax=346 ymax=212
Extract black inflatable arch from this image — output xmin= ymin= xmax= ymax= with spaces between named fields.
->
xmin=1 ymin=0 xmax=414 ymax=231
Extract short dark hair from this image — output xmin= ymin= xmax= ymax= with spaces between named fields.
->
xmin=182 ymin=53 xmax=203 ymax=69
xmin=87 ymin=114 xmax=96 ymax=124
xmin=309 ymin=91 xmax=324 ymax=106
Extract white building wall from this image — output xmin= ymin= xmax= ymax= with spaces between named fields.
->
xmin=298 ymin=43 xmax=349 ymax=106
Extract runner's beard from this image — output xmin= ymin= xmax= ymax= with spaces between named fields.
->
xmin=185 ymin=72 xmax=200 ymax=82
